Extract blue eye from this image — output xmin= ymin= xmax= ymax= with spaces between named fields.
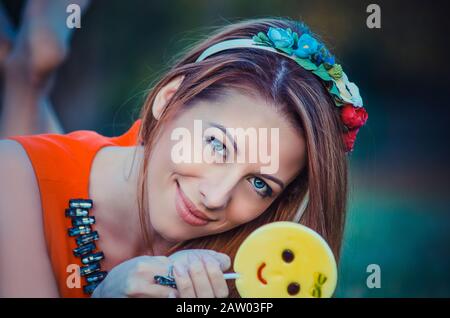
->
xmin=249 ymin=177 xmax=273 ymax=198
xmin=205 ymin=136 xmax=227 ymax=158
xmin=254 ymin=178 xmax=265 ymax=189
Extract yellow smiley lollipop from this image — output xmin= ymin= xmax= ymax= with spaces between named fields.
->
xmin=233 ymin=221 xmax=337 ymax=298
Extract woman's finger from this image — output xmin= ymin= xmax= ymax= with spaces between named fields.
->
xmin=128 ymin=282 xmax=178 ymax=298
xmin=173 ymin=262 xmax=196 ymax=298
xmin=199 ymin=250 xmax=231 ymax=271
xmin=187 ymin=254 xmax=215 ymax=298
xmin=201 ymin=255 xmax=229 ymax=298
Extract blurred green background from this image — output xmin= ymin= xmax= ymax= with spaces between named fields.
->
xmin=3 ymin=0 xmax=449 ymax=297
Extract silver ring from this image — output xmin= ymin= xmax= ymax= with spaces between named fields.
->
xmin=153 ymin=264 xmax=177 ymax=288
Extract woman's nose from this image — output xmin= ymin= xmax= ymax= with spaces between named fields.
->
xmin=198 ymin=170 xmax=240 ymax=211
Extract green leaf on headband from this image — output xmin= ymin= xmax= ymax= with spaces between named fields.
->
xmin=329 ymin=82 xmax=340 ymax=97
xmin=293 ymin=57 xmax=318 ymax=71
xmin=277 ymin=47 xmax=294 ymax=55
xmin=258 ymin=32 xmax=270 ymax=42
xmin=333 ymin=96 xmax=345 ymax=107
xmin=292 ymin=32 xmax=299 ymax=47
xmin=335 ymin=99 xmax=344 ymax=107
xmin=312 ymin=64 xmax=332 ymax=81
xmin=253 ymin=32 xmax=272 ymax=46
xmin=252 ymin=35 xmax=262 ymax=43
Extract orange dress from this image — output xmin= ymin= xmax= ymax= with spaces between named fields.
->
xmin=6 ymin=119 xmax=142 ymax=297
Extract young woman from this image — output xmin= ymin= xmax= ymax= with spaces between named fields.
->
xmin=0 ymin=17 xmax=368 ymax=298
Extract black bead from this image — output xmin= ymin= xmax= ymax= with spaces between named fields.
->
xmin=69 ymin=199 xmax=93 ymax=209
xmin=80 ymin=262 xmax=100 ymax=277
xmin=76 ymin=231 xmax=99 ymax=246
xmin=65 ymin=208 xmax=90 ymax=217
xmin=72 ymin=216 xmax=96 ymax=226
xmin=68 ymin=225 xmax=92 ymax=237
xmin=73 ymin=242 xmax=96 ymax=257
xmin=83 ymin=282 xmax=100 ymax=294
xmin=85 ymin=271 xmax=107 ymax=283
xmin=81 ymin=251 xmax=104 ymax=265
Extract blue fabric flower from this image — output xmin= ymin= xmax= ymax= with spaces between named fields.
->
xmin=267 ymin=27 xmax=295 ymax=49
xmin=293 ymin=33 xmax=319 ymax=58
xmin=323 ymin=55 xmax=335 ymax=66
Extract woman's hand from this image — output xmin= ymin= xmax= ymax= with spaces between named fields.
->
xmin=168 ymin=249 xmax=231 ymax=298
xmin=92 ymin=255 xmax=177 ymax=298
xmin=91 ymin=249 xmax=231 ymax=298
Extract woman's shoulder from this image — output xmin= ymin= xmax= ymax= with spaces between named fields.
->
xmin=0 ymin=139 xmax=42 ymax=216
xmin=0 ymin=138 xmax=35 ymax=177
xmin=0 ymin=137 xmax=94 ymax=297
xmin=0 ymin=140 xmax=41 ymax=216
xmin=0 ymin=139 xmax=37 ymax=182
xmin=4 ymin=130 xmax=110 ymax=181
xmin=0 ymin=139 xmax=59 ymax=296
xmin=0 ymin=139 xmax=41 ymax=218
xmin=4 ymin=119 xmax=142 ymax=164
xmin=0 ymin=138 xmax=29 ymax=158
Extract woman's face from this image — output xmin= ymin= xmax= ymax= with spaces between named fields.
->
xmin=146 ymin=90 xmax=306 ymax=243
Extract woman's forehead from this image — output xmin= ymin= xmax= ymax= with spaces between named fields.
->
xmin=182 ymin=92 xmax=286 ymax=126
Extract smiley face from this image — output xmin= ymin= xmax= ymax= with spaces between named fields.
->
xmin=233 ymin=221 xmax=337 ymax=298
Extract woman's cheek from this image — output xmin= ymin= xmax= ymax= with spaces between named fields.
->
xmin=172 ymin=161 xmax=209 ymax=175
xmin=225 ymin=200 xmax=268 ymax=225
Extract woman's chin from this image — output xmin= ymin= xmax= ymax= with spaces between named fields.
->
xmin=153 ymin=219 xmax=191 ymax=243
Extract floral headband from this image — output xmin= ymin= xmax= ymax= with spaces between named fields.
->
xmin=196 ymin=26 xmax=368 ymax=152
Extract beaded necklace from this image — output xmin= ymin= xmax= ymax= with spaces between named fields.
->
xmin=65 ymin=198 xmax=107 ymax=294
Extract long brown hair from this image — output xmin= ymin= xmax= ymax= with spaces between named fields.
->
xmin=136 ymin=17 xmax=348 ymax=297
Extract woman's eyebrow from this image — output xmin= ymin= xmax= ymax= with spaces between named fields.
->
xmin=259 ymin=174 xmax=285 ymax=190
xmin=207 ymin=122 xmax=238 ymax=153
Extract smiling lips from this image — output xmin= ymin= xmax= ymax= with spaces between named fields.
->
xmin=175 ymin=181 xmax=214 ymax=226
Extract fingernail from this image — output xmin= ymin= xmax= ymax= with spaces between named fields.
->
xmin=216 ymin=254 xmax=231 ymax=271
xmin=168 ymin=291 xmax=177 ymax=298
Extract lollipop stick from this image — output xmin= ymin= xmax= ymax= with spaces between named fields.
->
xmin=223 ymin=272 xmax=240 ymax=280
